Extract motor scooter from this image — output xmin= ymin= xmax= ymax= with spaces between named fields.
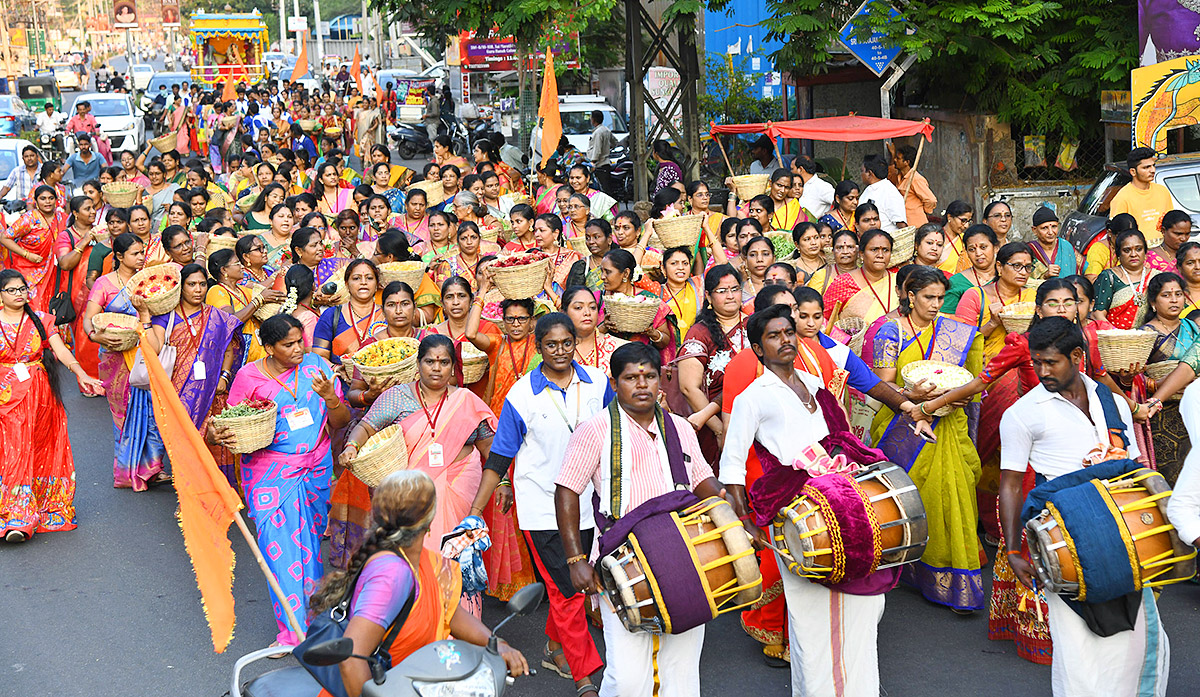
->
xmin=230 ymin=582 xmax=544 ymax=697
xmin=388 ymin=122 xmax=432 ymax=160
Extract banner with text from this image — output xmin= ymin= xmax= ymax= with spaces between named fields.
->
xmin=458 ymin=28 xmax=581 ymax=72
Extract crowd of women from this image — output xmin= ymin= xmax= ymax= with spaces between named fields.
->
xmin=2 ymin=118 xmax=1197 ymax=691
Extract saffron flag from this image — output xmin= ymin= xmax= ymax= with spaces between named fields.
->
xmin=138 ymin=329 xmax=243 ymax=652
xmin=221 ymin=71 xmax=237 ymax=102
xmin=351 ymin=45 xmax=363 ymax=95
xmin=538 ymin=50 xmax=561 ymax=167
xmin=290 ymin=31 xmax=309 ymax=83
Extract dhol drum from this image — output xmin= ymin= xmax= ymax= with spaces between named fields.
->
xmin=773 ymin=462 xmax=928 ymax=583
xmin=598 ymin=496 xmax=762 ymax=635
xmin=1026 ymin=467 xmax=1197 ymax=602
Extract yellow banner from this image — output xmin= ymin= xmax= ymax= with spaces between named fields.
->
xmin=1132 ymin=56 xmax=1200 ymax=152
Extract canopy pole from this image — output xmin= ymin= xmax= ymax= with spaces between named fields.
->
xmin=715 ymin=134 xmax=735 ymax=177
xmin=901 ymin=136 xmax=926 ymax=200
xmin=773 ymin=137 xmax=783 ymax=168
xmin=841 ymin=142 xmax=848 ymax=179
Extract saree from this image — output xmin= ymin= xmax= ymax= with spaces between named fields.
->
xmin=870 ymin=316 xmax=986 ymax=611
xmin=313 ymin=303 xmax=387 ymax=365
xmin=769 ymin=199 xmax=815 ymax=232
xmin=1094 ymin=268 xmax=1158 ymax=329
xmin=1027 ymin=239 xmax=1079 ymax=279
xmin=988 ymin=467 xmax=1052 ymax=664
xmin=0 ymin=311 xmax=77 ymax=537
xmin=147 ymin=184 xmax=180 ymax=230
xmin=207 ymin=283 xmax=265 ymax=369
xmin=534 ymin=184 xmax=562 ymax=216
xmin=7 ymin=208 xmax=68 ymax=314
xmin=227 ymin=353 xmax=341 ymax=645
xmin=599 ymin=290 xmax=680 ymax=365
xmin=1144 ymin=318 xmax=1198 ymax=485
xmin=1145 ymin=247 xmax=1179 ymax=273
xmin=941 ymin=269 xmax=992 ymax=315
xmin=153 ymin=305 xmax=242 ymax=428
xmin=429 ymin=254 xmax=481 ymax=291
xmin=823 ymin=270 xmax=897 ymax=329
xmin=53 ymin=226 xmax=102 ymax=390
xmin=660 ymin=277 xmax=704 ymax=337
xmin=818 ymin=210 xmax=853 ymax=234
xmin=88 ymin=275 xmax=166 ymax=491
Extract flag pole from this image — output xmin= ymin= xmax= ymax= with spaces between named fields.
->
xmin=232 ymin=510 xmax=307 ymax=641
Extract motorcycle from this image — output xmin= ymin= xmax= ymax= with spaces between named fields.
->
xmin=388 ymin=122 xmax=432 ymax=160
xmin=607 ymin=144 xmax=633 ymax=203
xmin=230 ymin=582 xmax=544 ymax=697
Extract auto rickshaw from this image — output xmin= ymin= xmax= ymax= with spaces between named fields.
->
xmin=16 ymin=75 xmax=62 ymax=112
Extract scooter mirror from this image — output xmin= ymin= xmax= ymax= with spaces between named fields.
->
xmin=302 ymin=637 xmax=355 ymax=666
xmin=506 ymin=582 xmax=545 ymax=617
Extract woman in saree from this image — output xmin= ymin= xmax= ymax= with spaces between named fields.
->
xmin=612 ymin=210 xmax=663 ymax=272
xmin=421 ymin=211 xmax=457 ymax=264
xmin=562 ymin=286 xmax=626 ymax=376
xmin=394 ymin=188 xmax=430 ymax=251
xmin=533 ymin=161 xmax=565 ymax=217
xmin=0 ymin=270 xmax=99 ymax=541
xmin=1147 ymin=210 xmax=1191 ymax=273
xmin=80 ymin=180 xmax=112 ymax=226
xmin=767 ymin=168 xmax=815 ymax=231
xmin=433 ymin=135 xmax=470 ymax=170
xmin=474 ymin=140 xmax=523 ymax=196
xmin=258 ymin=203 xmax=295 ymax=271
xmin=739 ymin=235 xmax=777 ymax=307
xmin=208 ymin=314 xmax=350 ymax=646
xmin=817 ymin=180 xmax=859 ymax=234
xmin=823 ymin=228 xmax=896 ymax=328
xmin=563 ymin=191 xmax=592 ymax=240
xmin=314 ymin=162 xmax=354 ymax=219
xmin=869 ymin=266 xmax=985 ymax=613
xmin=143 ymin=161 xmax=180 ymax=231
xmin=54 ymin=195 xmax=104 ymax=394
xmin=981 ymin=200 xmax=1014 ymax=248
xmin=425 ymin=278 xmax=496 ymax=395
xmin=313 ymin=259 xmax=386 ymax=371
xmin=1093 ymin=229 xmax=1159 ymax=330
xmin=1175 ymin=242 xmax=1200 ymax=319
xmin=80 ymin=234 xmax=168 ymax=491
xmin=787 ymin=221 xmax=828 ymax=285
xmin=310 ymin=470 xmax=528 ymax=697
xmin=339 ymin=335 xmax=499 ymax=617
xmin=370 ymin=230 xmax=440 ymax=324
xmin=942 ymin=225 xmax=998 ymax=314
xmin=119 ymin=150 xmax=150 ymax=189
xmin=236 ymin=234 xmax=276 ymax=289
xmin=531 ymin=213 xmax=583 ymax=304
xmin=687 ymin=181 xmax=726 ymax=267
xmin=127 ymin=204 xmax=173 ymax=269
xmin=564 ymin=217 xmax=612 ymax=292
xmin=1026 ymin=207 xmax=1080 ymax=280
xmin=938 ymin=200 xmax=975 ymax=275
xmin=504 ymin=204 xmax=538 ymax=253
xmin=160 ymin=202 xmax=192 ymax=240
xmin=369 ymin=281 xmax=429 ymax=343
xmin=368 ymin=162 xmax=406 ymax=214
xmin=1142 ymin=272 xmax=1196 ymax=485
xmin=567 ymin=164 xmax=618 ymax=221
xmin=659 ymin=246 xmax=705 ymax=337
xmin=597 ymin=248 xmax=679 ymax=362
xmin=429 ymin=221 xmax=489 ymax=292
xmin=1 ymin=186 xmax=68 ymax=314
xmin=652 ymin=139 xmax=684 ymax=194
xmin=806 ymin=228 xmax=859 ymax=294
xmin=361 ymin=195 xmax=403 ymax=255
xmin=910 ymin=223 xmax=946 ymax=273
xmin=243 ymin=182 xmax=287 ymax=232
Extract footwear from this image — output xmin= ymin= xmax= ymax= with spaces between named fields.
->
xmin=762 ymin=643 xmax=789 ymax=668
xmin=148 ymin=473 xmax=174 ymax=487
xmin=267 ymin=641 xmax=290 ymax=659
xmin=5 ymin=530 xmax=27 ymax=543
xmin=951 ymin=607 xmax=975 ymax=616
xmin=541 ymin=642 xmax=571 ymax=679
xmin=575 ymin=680 xmax=599 ymax=697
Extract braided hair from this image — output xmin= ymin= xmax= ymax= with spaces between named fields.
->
xmin=0 ymin=270 xmax=62 ymax=405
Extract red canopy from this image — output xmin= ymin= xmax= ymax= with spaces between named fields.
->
xmin=710 ymin=115 xmax=934 ymax=142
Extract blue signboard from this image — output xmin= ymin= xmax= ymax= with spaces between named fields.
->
xmin=838 ymin=0 xmax=902 ymax=77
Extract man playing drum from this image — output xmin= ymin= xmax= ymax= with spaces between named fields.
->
xmin=719 ymin=304 xmax=901 ymax=697
xmin=554 ymin=342 xmax=724 ymax=697
xmin=999 ymin=317 xmax=1169 ymax=697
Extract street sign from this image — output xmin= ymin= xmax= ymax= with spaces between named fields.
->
xmin=288 ymin=16 xmax=308 ymax=32
xmin=837 ymin=0 xmax=901 ymax=78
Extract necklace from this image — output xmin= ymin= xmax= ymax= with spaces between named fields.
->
xmin=221 ymin=282 xmax=249 ymax=306
xmin=1119 ymin=266 xmax=1150 ymax=306
xmin=348 ymin=303 xmax=377 ymax=348
xmin=575 ymin=334 xmax=599 ymax=367
xmin=505 ymin=336 xmax=533 ymax=377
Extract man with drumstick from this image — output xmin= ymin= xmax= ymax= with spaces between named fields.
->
xmin=999 ymin=317 xmax=1169 ymax=697
xmin=720 ymin=304 xmax=901 ymax=697
xmin=555 ymin=342 xmax=724 ymax=697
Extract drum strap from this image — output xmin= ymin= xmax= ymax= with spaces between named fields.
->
xmin=1093 ymin=381 xmax=1130 ymax=451
xmin=601 ymin=401 xmax=689 ymax=524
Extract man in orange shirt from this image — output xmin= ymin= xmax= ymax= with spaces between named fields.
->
xmin=888 ymin=143 xmax=937 ymax=228
xmin=1109 ymin=146 xmax=1172 ymax=245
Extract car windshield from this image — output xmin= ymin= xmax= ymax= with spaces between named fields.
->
xmin=560 ymin=110 xmax=627 ymax=135
xmin=89 ymin=99 xmax=131 ymax=117
xmin=147 ymin=76 xmax=189 ymax=93
xmin=133 ymin=66 xmax=153 ymax=73
xmin=18 ymin=83 xmax=51 ymax=99
xmin=1077 ymin=170 xmax=1129 ymax=217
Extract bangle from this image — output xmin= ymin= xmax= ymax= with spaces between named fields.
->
xmin=566 ymin=554 xmax=588 ymax=565
xmin=919 ymin=402 xmax=931 ymax=416
xmin=1133 ymin=402 xmax=1141 ymax=414
xmin=1148 ymin=398 xmax=1163 ymax=409
xmin=327 ymin=398 xmax=343 ymax=410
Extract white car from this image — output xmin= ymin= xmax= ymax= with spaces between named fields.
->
xmin=74 ymin=93 xmax=144 ymax=153
xmin=129 ymin=64 xmax=155 ymax=91
xmin=0 ymin=138 xmax=39 ymax=203
xmin=530 ymin=95 xmax=629 ymax=161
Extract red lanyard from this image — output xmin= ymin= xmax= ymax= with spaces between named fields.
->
xmin=906 ymin=317 xmax=933 ymax=359
xmin=222 ymin=283 xmax=249 ymax=306
xmin=0 ymin=315 xmax=25 ymax=352
xmin=348 ymin=305 xmax=377 ymax=349
xmin=417 ymin=385 xmax=448 ymax=434
xmin=266 ymin=362 xmax=300 ymax=400
xmin=506 ymin=336 xmax=532 ymax=376
xmin=864 ymin=273 xmax=892 ymax=313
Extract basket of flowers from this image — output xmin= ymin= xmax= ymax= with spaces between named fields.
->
xmin=901 ymin=360 xmax=973 ymax=416
xmin=378 ymin=260 xmax=426 ymax=289
xmin=408 ymin=180 xmax=445 ymax=207
xmin=130 ymin=265 xmax=182 ymax=315
xmin=211 ymin=398 xmax=277 ymax=454
xmin=92 ymin=312 xmax=140 ymax=351
xmin=461 ymin=343 xmax=489 ymax=384
xmin=604 ymin=293 xmax=659 ymax=334
xmin=101 ymin=181 xmax=139 ymax=208
xmin=352 ymin=337 xmax=420 ymax=389
xmin=652 ymin=215 xmax=703 ymax=249
xmin=350 ymin=423 xmax=410 ymax=487
xmin=150 ymin=131 xmax=178 ymax=153
xmin=490 ymin=250 xmax=551 ymax=299
xmin=998 ymin=302 xmax=1038 ymax=334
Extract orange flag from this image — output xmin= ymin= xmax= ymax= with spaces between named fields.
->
xmin=138 ymin=329 xmax=243 ymax=652
xmin=538 ymin=49 xmax=561 ymax=167
xmin=221 ymin=73 xmax=237 ymax=102
xmin=290 ymin=31 xmax=309 ymax=83
xmin=351 ymin=46 xmax=363 ymax=95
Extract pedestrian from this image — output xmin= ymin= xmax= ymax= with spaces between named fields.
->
xmin=792 ymin=155 xmax=834 ymax=218
xmin=859 ymin=153 xmax=906 ymax=233
xmin=588 ymin=110 xmax=615 ymax=194
xmin=53 ymin=195 xmax=104 ymax=395
xmin=1026 ymin=206 xmax=1080 ymax=279
xmin=2 ymin=185 xmax=69 ymax=314
xmin=1110 ymin=147 xmax=1173 ymax=243
xmin=423 ymin=85 xmax=441 ymax=143
xmin=887 ymin=143 xmax=936 ymax=228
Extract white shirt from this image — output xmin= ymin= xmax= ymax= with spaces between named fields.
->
xmin=748 ymin=159 xmax=772 ymax=175
xmin=720 ymin=368 xmax=829 ymax=487
xmin=999 ymin=375 xmax=1138 ymax=481
xmin=860 ymin=178 xmax=907 ymax=233
xmin=36 ymin=110 xmax=65 ymax=135
xmin=798 ymin=174 xmax=835 ymax=217
xmin=1167 ymin=381 xmax=1200 ymax=545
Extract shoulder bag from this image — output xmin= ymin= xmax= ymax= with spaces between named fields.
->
xmin=129 ymin=311 xmax=176 ymax=389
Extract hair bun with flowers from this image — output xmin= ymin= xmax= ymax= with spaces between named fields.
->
xmin=280 ymin=286 xmax=299 ymax=314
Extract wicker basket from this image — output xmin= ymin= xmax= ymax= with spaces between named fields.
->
xmin=130 ymin=265 xmax=182 ymax=315
xmin=479 ymin=225 xmax=500 ymax=244
xmin=766 ymin=231 xmax=796 ymax=259
xmin=731 ymin=174 xmax=770 ymax=200
xmin=150 ymin=131 xmax=178 ymax=153
xmin=318 ymin=275 xmax=351 ymax=306
xmin=219 ymin=115 xmax=240 ymax=129
xmin=461 ymin=344 xmax=488 ymax=384
xmin=324 ymin=127 xmax=343 ymax=137
xmin=102 ymin=181 xmax=139 ymax=208
xmin=890 ymin=225 xmax=918 ymax=265
xmin=349 ymin=424 xmax=410 ymax=487
xmin=834 ymin=316 xmax=867 ymax=355
xmin=211 ymin=406 xmax=277 ymax=454
xmin=998 ymin=302 xmax=1037 ymax=334
xmin=652 ymin=215 xmax=703 ymax=249
xmin=605 ymin=294 xmax=659 ymax=334
xmin=235 ymin=194 xmax=257 ymax=214
xmin=491 ymin=256 xmax=551 ymax=299
xmin=378 ymin=261 xmax=426 ymax=290
xmin=250 ymin=287 xmax=283 ymax=321
xmin=205 ymin=235 xmax=238 ymax=257
xmin=1096 ymin=329 xmax=1157 ymax=371
xmin=92 ymin=312 xmax=140 ymax=351
xmin=1146 ymin=360 xmax=1183 ymax=400
xmin=353 ymin=337 xmax=420 ymax=389
xmin=408 ymin=179 xmax=445 ymax=207
xmin=901 ymin=360 xmax=973 ymax=417
xmin=298 ymin=119 xmax=319 ymax=133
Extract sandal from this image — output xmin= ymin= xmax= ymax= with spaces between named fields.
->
xmin=148 ymin=473 xmax=174 ymax=488
xmin=575 ymin=679 xmax=599 ymax=697
xmin=762 ymin=643 xmax=789 ymax=668
xmin=5 ymin=530 xmax=28 ymax=543
xmin=540 ymin=642 xmax=572 ymax=679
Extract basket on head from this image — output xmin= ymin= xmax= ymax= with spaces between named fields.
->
xmin=324 ymin=127 xmax=343 ymax=137
xmin=652 ymin=215 xmax=703 ymax=250
xmin=460 ymin=344 xmax=489 ymax=384
xmin=130 ymin=265 xmax=182 ymax=315
xmin=235 ymin=194 xmax=257 ymax=214
xmin=731 ymin=174 xmax=770 ymax=200
xmin=491 ymin=255 xmax=551 ymax=300
xmin=299 ymin=119 xmax=319 ymax=132
xmin=1096 ymin=329 xmax=1157 ymax=372
xmin=604 ymin=294 xmax=659 ymax=334
xmin=101 ymin=181 xmax=139 ymax=208
xmin=378 ymin=261 xmax=426 ymax=290
xmin=349 ymin=423 xmax=410 ymax=487
xmin=901 ymin=360 xmax=973 ymax=417
xmin=408 ymin=179 xmax=445 ymax=207
xmin=565 ymin=235 xmax=590 ymax=257
xmin=150 ymin=131 xmax=178 ymax=153
xmin=92 ymin=312 xmax=140 ymax=351
xmin=998 ymin=302 xmax=1038 ymax=334
xmin=219 ymin=115 xmax=240 ymax=129
xmin=211 ymin=405 xmax=277 ymax=454
xmin=352 ymin=337 xmax=420 ymax=389
xmin=834 ymin=316 xmax=867 ymax=355
xmin=889 ymin=226 xmax=918 ymax=265
xmin=205 ymin=235 xmax=238 ymax=258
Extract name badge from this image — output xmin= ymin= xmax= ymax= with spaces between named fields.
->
xmin=428 ymin=443 xmax=444 ymax=468
xmin=192 ymin=362 xmax=207 ymax=380
xmin=286 ymin=408 xmax=314 ymax=431
xmin=12 ymin=363 xmax=30 ymax=382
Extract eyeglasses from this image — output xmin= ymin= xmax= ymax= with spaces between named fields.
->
xmin=955 ymin=215 xmax=973 ymax=224
xmin=1005 ymin=262 xmax=1035 ymax=273
xmin=503 ymin=315 xmax=532 ymax=325
xmin=988 ymin=213 xmax=1013 ymax=220
xmin=1 ymin=286 xmax=29 ymax=295
xmin=249 ymin=244 xmax=266 ymax=253
xmin=1043 ymin=300 xmax=1078 ymax=310
xmin=711 ymin=287 xmax=741 ymax=296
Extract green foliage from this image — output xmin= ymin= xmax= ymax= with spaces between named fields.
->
xmin=698 ymin=54 xmax=781 ymax=124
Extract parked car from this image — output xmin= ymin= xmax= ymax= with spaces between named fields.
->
xmin=129 ymin=64 xmax=156 ymax=91
xmin=72 ymin=93 xmax=145 ymax=153
xmin=0 ymin=96 xmax=34 ymax=137
xmin=530 ymin=95 xmax=629 ymax=160
xmin=1063 ymin=153 xmax=1200 ymax=255
xmin=146 ymin=71 xmax=192 ymax=96
xmin=0 ymin=139 xmax=41 ymax=202
xmin=50 ymin=64 xmax=82 ymax=91
xmin=16 ymin=75 xmax=62 ymax=112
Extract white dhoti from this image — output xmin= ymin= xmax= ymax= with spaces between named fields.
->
xmin=1046 ymin=589 xmax=1169 ymax=697
xmin=597 ymin=601 xmax=704 ymax=697
xmin=778 ymin=554 xmax=885 ymax=697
